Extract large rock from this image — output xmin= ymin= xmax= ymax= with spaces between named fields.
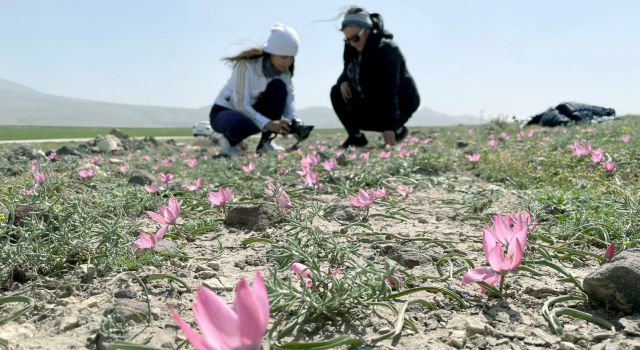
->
xmin=128 ymin=170 xmax=156 ymax=186
xmin=583 ymin=250 xmax=640 ymax=314
xmin=224 ymin=204 xmax=277 ymax=231
xmin=56 ymin=145 xmax=89 ymax=157
xmin=109 ymin=128 xmax=129 ymax=139
xmin=96 ymin=135 xmax=122 ymax=152
xmin=6 ymin=144 xmax=47 ymax=162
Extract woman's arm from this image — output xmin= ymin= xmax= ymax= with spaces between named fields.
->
xmin=232 ymin=62 xmax=272 ymax=131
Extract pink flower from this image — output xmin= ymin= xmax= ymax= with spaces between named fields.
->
xmin=570 ymin=142 xmax=592 ymax=157
xmin=499 ymin=132 xmax=510 ymax=140
xmin=277 ymin=190 xmax=293 ymax=210
xmin=422 ymin=137 xmax=432 ymax=145
xmin=398 ymin=148 xmax=411 ymax=158
xmin=144 ymin=183 xmax=158 ymax=193
xmin=33 ymin=169 xmax=46 ymax=186
xmin=484 ymin=213 xmax=529 ymax=251
xmin=147 ymin=197 xmax=180 ymax=225
xmin=159 ymin=173 xmax=174 ymax=183
xmin=161 ymin=159 xmax=172 ymax=167
xmin=277 ymin=167 xmax=288 ymax=176
xmin=396 ymin=185 xmax=413 ymax=199
xmin=335 ymin=149 xmax=345 ymax=158
xmin=487 ymin=139 xmax=498 ymax=149
xmin=467 ymin=154 xmax=481 ymax=163
xmin=118 ymin=163 xmax=130 ymax=174
xmin=622 ymin=135 xmax=631 ymax=143
xmin=208 ymin=187 xmax=233 ymax=207
xmin=187 ymin=159 xmax=199 ymax=168
xmin=350 ymin=189 xmax=374 ymax=208
xmin=370 ymin=187 xmax=388 ymax=200
xmin=321 ymin=158 xmax=337 ymax=172
xmin=142 ymin=155 xmax=151 ymax=161
xmin=604 ymin=242 xmax=615 ymax=263
xmin=291 ymin=263 xmax=313 ymax=288
xmin=527 ymin=129 xmax=537 ymax=138
xmin=277 ymin=153 xmax=286 ymax=161
xmin=379 ymin=150 xmax=392 ymax=159
xmin=359 ymin=151 xmax=370 ymax=160
xmin=590 ymin=148 xmax=604 ymax=164
xmin=516 ymin=132 xmax=525 ymax=141
xmin=604 ymin=161 xmax=616 ymax=172
xmin=300 ymin=153 xmax=320 ymax=169
xmin=47 ymin=151 xmax=58 ymax=162
xmin=242 ymin=162 xmax=256 ymax=174
xmin=302 ymin=172 xmax=319 ymax=186
xmin=171 ymin=272 xmax=269 ymax=350
xmin=89 ymin=156 xmax=102 ymax=164
xmin=184 ymin=178 xmax=203 ymax=192
xmin=264 ymin=182 xmax=281 ymax=196
xmin=78 ymin=169 xmax=95 ymax=178
xmin=130 ymin=226 xmax=169 ymax=254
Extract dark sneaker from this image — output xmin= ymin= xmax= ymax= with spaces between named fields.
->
xmin=341 ymin=133 xmax=368 ymax=148
xmin=395 ymin=126 xmax=409 ymax=143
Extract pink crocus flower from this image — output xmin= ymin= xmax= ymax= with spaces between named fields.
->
xmin=499 ymin=132 xmax=510 ymax=140
xmin=208 ymin=187 xmax=233 ymax=207
xmin=291 ymin=263 xmax=313 ymax=288
xmin=335 ymin=149 xmax=345 ymax=158
xmin=422 ymin=137 xmax=433 ymax=145
xmin=379 ymin=150 xmax=392 ymax=159
xmin=277 ymin=167 xmax=288 ymax=176
xmin=570 ymin=142 xmax=592 ymax=157
xmin=78 ymin=169 xmax=95 ymax=178
xmin=118 ymin=163 xmax=130 ymax=174
xmin=487 ymin=139 xmax=498 ymax=149
xmin=171 ymin=271 xmax=269 ymax=350
xmin=485 ymin=213 xmax=529 ymax=251
xmin=348 ymin=153 xmax=357 ymax=161
xmin=277 ymin=152 xmax=286 ymax=161
xmin=527 ymin=129 xmax=537 ymax=138
xmin=359 ymin=151 xmax=370 ymax=160
xmin=47 ymin=151 xmax=58 ymax=162
xmin=184 ymin=178 xmax=203 ymax=192
xmin=242 ymin=162 xmax=256 ymax=174
xmin=33 ymin=169 xmax=46 ymax=186
xmin=130 ymin=226 xmax=169 ymax=255
xmin=590 ymin=148 xmax=604 ymax=164
xmin=462 ymin=228 xmax=525 ymax=292
xmin=302 ymin=172 xmax=319 ymax=186
xmin=147 ymin=197 xmax=180 ymax=225
xmin=144 ymin=183 xmax=158 ymax=193
xmin=398 ymin=148 xmax=411 ymax=158
xmin=89 ymin=156 xmax=102 ymax=164
xmin=396 ymin=185 xmax=413 ymax=199
xmin=604 ymin=242 xmax=615 ymax=263
xmin=370 ymin=187 xmax=388 ymax=200
xmin=158 ymin=173 xmax=174 ymax=184
xmin=516 ymin=132 xmax=525 ymax=141
xmin=161 ymin=159 xmax=172 ymax=167
xmin=350 ymin=189 xmax=374 ymax=208
xmin=604 ymin=161 xmax=616 ymax=172
xmin=277 ymin=190 xmax=293 ymax=210
xmin=187 ymin=159 xmax=199 ymax=168
xmin=621 ymin=135 xmax=631 ymax=143
xmin=264 ymin=182 xmax=281 ymax=196
xmin=467 ymin=154 xmax=481 ymax=163
xmin=321 ymin=158 xmax=337 ymax=172
xmin=142 ymin=155 xmax=151 ymax=161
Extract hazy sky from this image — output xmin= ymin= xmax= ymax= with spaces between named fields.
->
xmin=2 ymin=1 xmax=639 ymax=118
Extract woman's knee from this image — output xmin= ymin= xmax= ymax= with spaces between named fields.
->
xmin=330 ymin=84 xmax=343 ymax=107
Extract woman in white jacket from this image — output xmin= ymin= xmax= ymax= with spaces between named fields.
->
xmin=210 ymin=23 xmax=303 ymax=156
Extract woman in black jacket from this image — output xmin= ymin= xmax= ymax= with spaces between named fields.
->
xmin=331 ymin=6 xmax=420 ymax=148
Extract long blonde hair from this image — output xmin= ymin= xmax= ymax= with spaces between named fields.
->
xmin=222 ymin=47 xmax=295 ymax=75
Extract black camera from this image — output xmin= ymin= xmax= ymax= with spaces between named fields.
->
xmin=289 ymin=119 xmax=314 ymax=141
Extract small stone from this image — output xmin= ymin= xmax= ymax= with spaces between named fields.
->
xmin=530 ymin=328 xmax=556 ymax=345
xmin=128 ymin=170 xmax=156 ymax=186
xmin=76 ymin=296 xmax=101 ymax=310
xmin=73 ymin=264 xmax=96 ymax=282
xmin=59 ymin=314 xmax=81 ymax=332
xmin=104 ymin=299 xmax=155 ymax=323
xmin=558 ymin=341 xmax=579 ymax=350
xmin=0 ymin=322 xmax=36 ymax=344
xmin=202 ymin=277 xmax=234 ymax=292
xmin=207 ymin=262 xmax=221 ymax=271
xmin=583 ymin=250 xmax=640 ymax=314
xmin=619 ymin=315 xmax=640 ymax=336
xmin=447 ymin=330 xmax=466 ymax=349
xmin=97 ymin=135 xmax=122 ymax=152
xmin=196 ymin=271 xmax=217 ymax=279
xmin=153 ymin=240 xmax=178 ymax=254
xmin=114 ymin=289 xmax=138 ymax=299
xmin=224 ymin=205 xmax=277 ymax=231
xmin=465 ymin=319 xmax=487 ymax=336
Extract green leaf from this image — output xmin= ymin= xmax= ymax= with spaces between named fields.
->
xmin=242 ymin=237 xmax=275 ymax=246
xmin=141 ymin=273 xmax=191 ymax=292
xmin=278 ymin=335 xmax=364 ymax=349
xmin=104 ymin=341 xmax=163 ymax=350
xmin=387 ymin=287 xmax=467 ymax=308
xmin=0 ymin=295 xmax=35 ymax=325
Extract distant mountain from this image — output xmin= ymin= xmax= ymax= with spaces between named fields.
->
xmin=0 ymin=79 xmax=482 ymax=128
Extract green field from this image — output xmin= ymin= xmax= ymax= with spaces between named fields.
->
xmin=0 ymin=125 xmax=193 ymax=140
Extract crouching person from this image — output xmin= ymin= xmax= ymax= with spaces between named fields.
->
xmin=210 ymin=23 xmax=310 ymax=156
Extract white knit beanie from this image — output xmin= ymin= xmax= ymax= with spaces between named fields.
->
xmin=263 ymin=23 xmax=300 ymax=56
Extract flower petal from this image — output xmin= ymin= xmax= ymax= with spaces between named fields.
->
xmin=147 ymin=211 xmax=168 ymax=225
xmin=170 ymin=307 xmax=215 ymax=350
xmin=252 ymin=271 xmax=270 ymax=330
xmin=462 ymin=266 xmax=500 ymax=285
xmin=194 ymin=287 xmax=241 ymax=350
xmin=234 ymin=279 xmax=267 ymax=350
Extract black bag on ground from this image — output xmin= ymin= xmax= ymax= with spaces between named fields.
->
xmin=526 ymin=102 xmax=616 ymax=127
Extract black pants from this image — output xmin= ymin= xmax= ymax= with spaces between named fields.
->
xmin=210 ymin=79 xmax=287 ymax=146
xmin=330 ymin=84 xmax=418 ymax=135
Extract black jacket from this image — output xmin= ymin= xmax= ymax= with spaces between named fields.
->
xmin=337 ymin=26 xmax=420 ymax=129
